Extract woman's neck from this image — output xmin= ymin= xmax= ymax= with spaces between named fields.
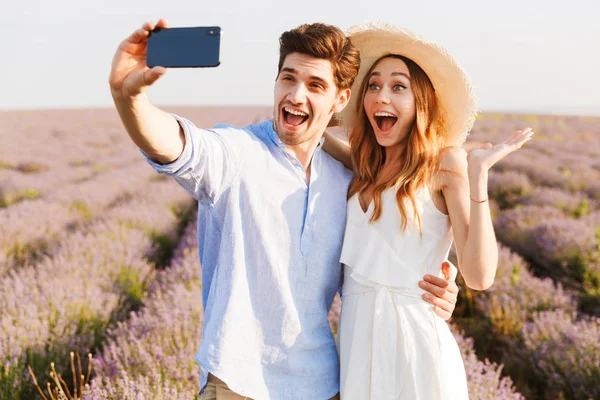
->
xmin=381 ymin=142 xmax=406 ymax=174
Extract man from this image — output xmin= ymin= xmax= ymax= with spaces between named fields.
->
xmin=109 ymin=19 xmax=459 ymax=400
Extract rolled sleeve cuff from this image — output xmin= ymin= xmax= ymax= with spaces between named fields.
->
xmin=141 ymin=114 xmax=195 ymax=176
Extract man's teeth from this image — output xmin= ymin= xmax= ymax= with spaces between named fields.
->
xmin=375 ymin=112 xmax=396 ymax=118
xmin=285 ymin=107 xmax=308 ymax=117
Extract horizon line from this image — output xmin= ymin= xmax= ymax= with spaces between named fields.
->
xmin=1 ymin=104 xmax=599 ymax=119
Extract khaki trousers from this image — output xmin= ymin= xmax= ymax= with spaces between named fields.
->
xmin=200 ymin=374 xmax=340 ymax=400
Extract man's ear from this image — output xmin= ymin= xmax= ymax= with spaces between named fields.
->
xmin=333 ymin=88 xmax=351 ymax=114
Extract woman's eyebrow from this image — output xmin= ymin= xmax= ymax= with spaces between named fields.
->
xmin=368 ymin=71 xmax=410 ymax=79
xmin=391 ymin=72 xmax=410 ymax=79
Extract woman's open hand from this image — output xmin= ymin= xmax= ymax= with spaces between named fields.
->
xmin=467 ymin=128 xmax=534 ymax=176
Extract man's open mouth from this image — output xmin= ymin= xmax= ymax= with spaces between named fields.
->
xmin=283 ymin=107 xmax=309 ymax=126
xmin=374 ymin=112 xmax=398 ymax=132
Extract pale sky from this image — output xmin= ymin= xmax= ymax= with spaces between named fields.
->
xmin=2 ymin=0 xmax=599 ymax=115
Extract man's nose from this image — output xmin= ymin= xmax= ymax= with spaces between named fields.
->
xmin=287 ymin=84 xmax=307 ymax=104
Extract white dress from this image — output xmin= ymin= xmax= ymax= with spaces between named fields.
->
xmin=338 ymin=187 xmax=469 ymax=399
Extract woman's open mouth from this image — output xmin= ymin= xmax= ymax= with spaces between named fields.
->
xmin=374 ymin=112 xmax=398 ymax=133
xmin=283 ymin=107 xmax=309 ymax=127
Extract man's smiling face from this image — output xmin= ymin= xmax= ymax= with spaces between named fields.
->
xmin=273 ymin=52 xmax=348 ymax=146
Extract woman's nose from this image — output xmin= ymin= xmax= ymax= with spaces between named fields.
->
xmin=376 ymin=89 xmax=391 ymax=104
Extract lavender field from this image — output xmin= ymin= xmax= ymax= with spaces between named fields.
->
xmin=1 ymin=108 xmax=599 ymax=399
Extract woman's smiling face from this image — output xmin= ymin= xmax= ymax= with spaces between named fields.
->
xmin=363 ymin=56 xmax=417 ymax=149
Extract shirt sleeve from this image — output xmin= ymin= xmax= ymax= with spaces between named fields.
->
xmin=142 ymin=114 xmax=244 ymax=204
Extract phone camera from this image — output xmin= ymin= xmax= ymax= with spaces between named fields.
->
xmin=208 ymin=29 xmax=216 ymax=36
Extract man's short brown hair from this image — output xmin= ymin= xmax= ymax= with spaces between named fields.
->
xmin=278 ymin=23 xmax=360 ymax=91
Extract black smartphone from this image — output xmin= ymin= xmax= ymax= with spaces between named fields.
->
xmin=147 ymin=26 xmax=221 ymax=68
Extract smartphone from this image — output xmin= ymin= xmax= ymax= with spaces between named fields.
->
xmin=147 ymin=26 xmax=221 ymax=68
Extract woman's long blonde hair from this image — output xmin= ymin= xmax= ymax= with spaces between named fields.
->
xmin=348 ymin=55 xmax=448 ymax=232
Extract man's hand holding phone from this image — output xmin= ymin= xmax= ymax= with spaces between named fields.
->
xmin=109 ymin=19 xmax=222 ymax=103
xmin=109 ymin=19 xmax=170 ymax=101
xmin=108 ymin=19 xmax=208 ymax=166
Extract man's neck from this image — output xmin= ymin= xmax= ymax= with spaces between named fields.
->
xmin=286 ymin=134 xmax=323 ymax=181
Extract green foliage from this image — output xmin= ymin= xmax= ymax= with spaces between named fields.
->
xmin=491 ymin=185 xmax=530 ymax=209
xmin=116 ymin=266 xmax=147 ymax=312
xmin=149 ymin=174 xmax=169 ymax=182
xmin=69 ymin=160 xmax=89 ymax=167
xmin=568 ymin=198 xmax=589 ymax=218
xmin=63 ymin=304 xmax=111 ymax=351
xmin=144 ymin=202 xmax=195 ymax=268
xmin=184 ymin=278 xmax=202 ymax=292
xmin=70 ymin=200 xmax=93 ymax=221
xmin=0 ymin=188 xmax=40 ymax=208
xmin=5 ymin=239 xmax=50 ymax=267
xmin=170 ymin=203 xmax=195 ymax=235
xmin=0 ymin=161 xmax=14 ymax=169
xmin=510 ymin=264 xmax=520 ymax=286
xmin=92 ymin=163 xmax=110 ymax=172
xmin=0 ymin=361 xmax=27 ymax=400
xmin=17 ymin=163 xmax=49 ymax=174
xmin=86 ymin=141 xmax=109 ymax=149
xmin=147 ymin=231 xmax=177 ymax=269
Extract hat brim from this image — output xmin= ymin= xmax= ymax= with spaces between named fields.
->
xmin=338 ymin=23 xmax=478 ymax=146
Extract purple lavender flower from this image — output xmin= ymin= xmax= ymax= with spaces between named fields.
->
xmin=494 ymin=205 xmax=564 ymax=256
xmin=451 ymin=326 xmax=524 ymax=399
xmin=85 ymin=373 xmax=198 ymax=399
xmin=90 ymin=218 xmax=202 ymax=396
xmin=519 ymin=187 xmax=595 ymax=217
xmin=488 ymin=170 xmax=532 ymax=209
xmin=474 ymin=245 xmax=575 ymax=338
xmin=527 ymin=217 xmax=598 ymax=285
xmin=0 ymin=179 xmax=194 ymax=396
xmin=522 ymin=310 xmax=600 ymax=399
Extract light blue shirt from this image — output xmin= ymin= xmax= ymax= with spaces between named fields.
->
xmin=145 ymin=115 xmax=353 ymax=399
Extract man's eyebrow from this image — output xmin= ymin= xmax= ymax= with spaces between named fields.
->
xmin=280 ymin=67 xmax=329 ymax=88
xmin=310 ymin=76 xmax=329 ymax=88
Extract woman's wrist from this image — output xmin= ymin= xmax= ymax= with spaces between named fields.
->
xmin=468 ymin=166 xmax=488 ymax=181
xmin=470 ymin=195 xmax=488 ymax=203
xmin=468 ymin=169 xmax=488 ymax=204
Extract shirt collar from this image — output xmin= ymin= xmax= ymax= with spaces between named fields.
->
xmin=263 ymin=119 xmax=286 ymax=150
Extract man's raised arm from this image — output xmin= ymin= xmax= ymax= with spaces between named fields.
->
xmin=108 ymin=19 xmax=184 ymax=164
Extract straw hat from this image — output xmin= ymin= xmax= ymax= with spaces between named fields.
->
xmin=338 ymin=23 xmax=478 ymax=146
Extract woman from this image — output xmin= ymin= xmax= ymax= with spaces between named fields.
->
xmin=327 ymin=24 xmax=533 ymax=399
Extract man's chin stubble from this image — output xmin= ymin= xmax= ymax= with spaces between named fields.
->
xmin=279 ymin=133 xmax=305 ymax=146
